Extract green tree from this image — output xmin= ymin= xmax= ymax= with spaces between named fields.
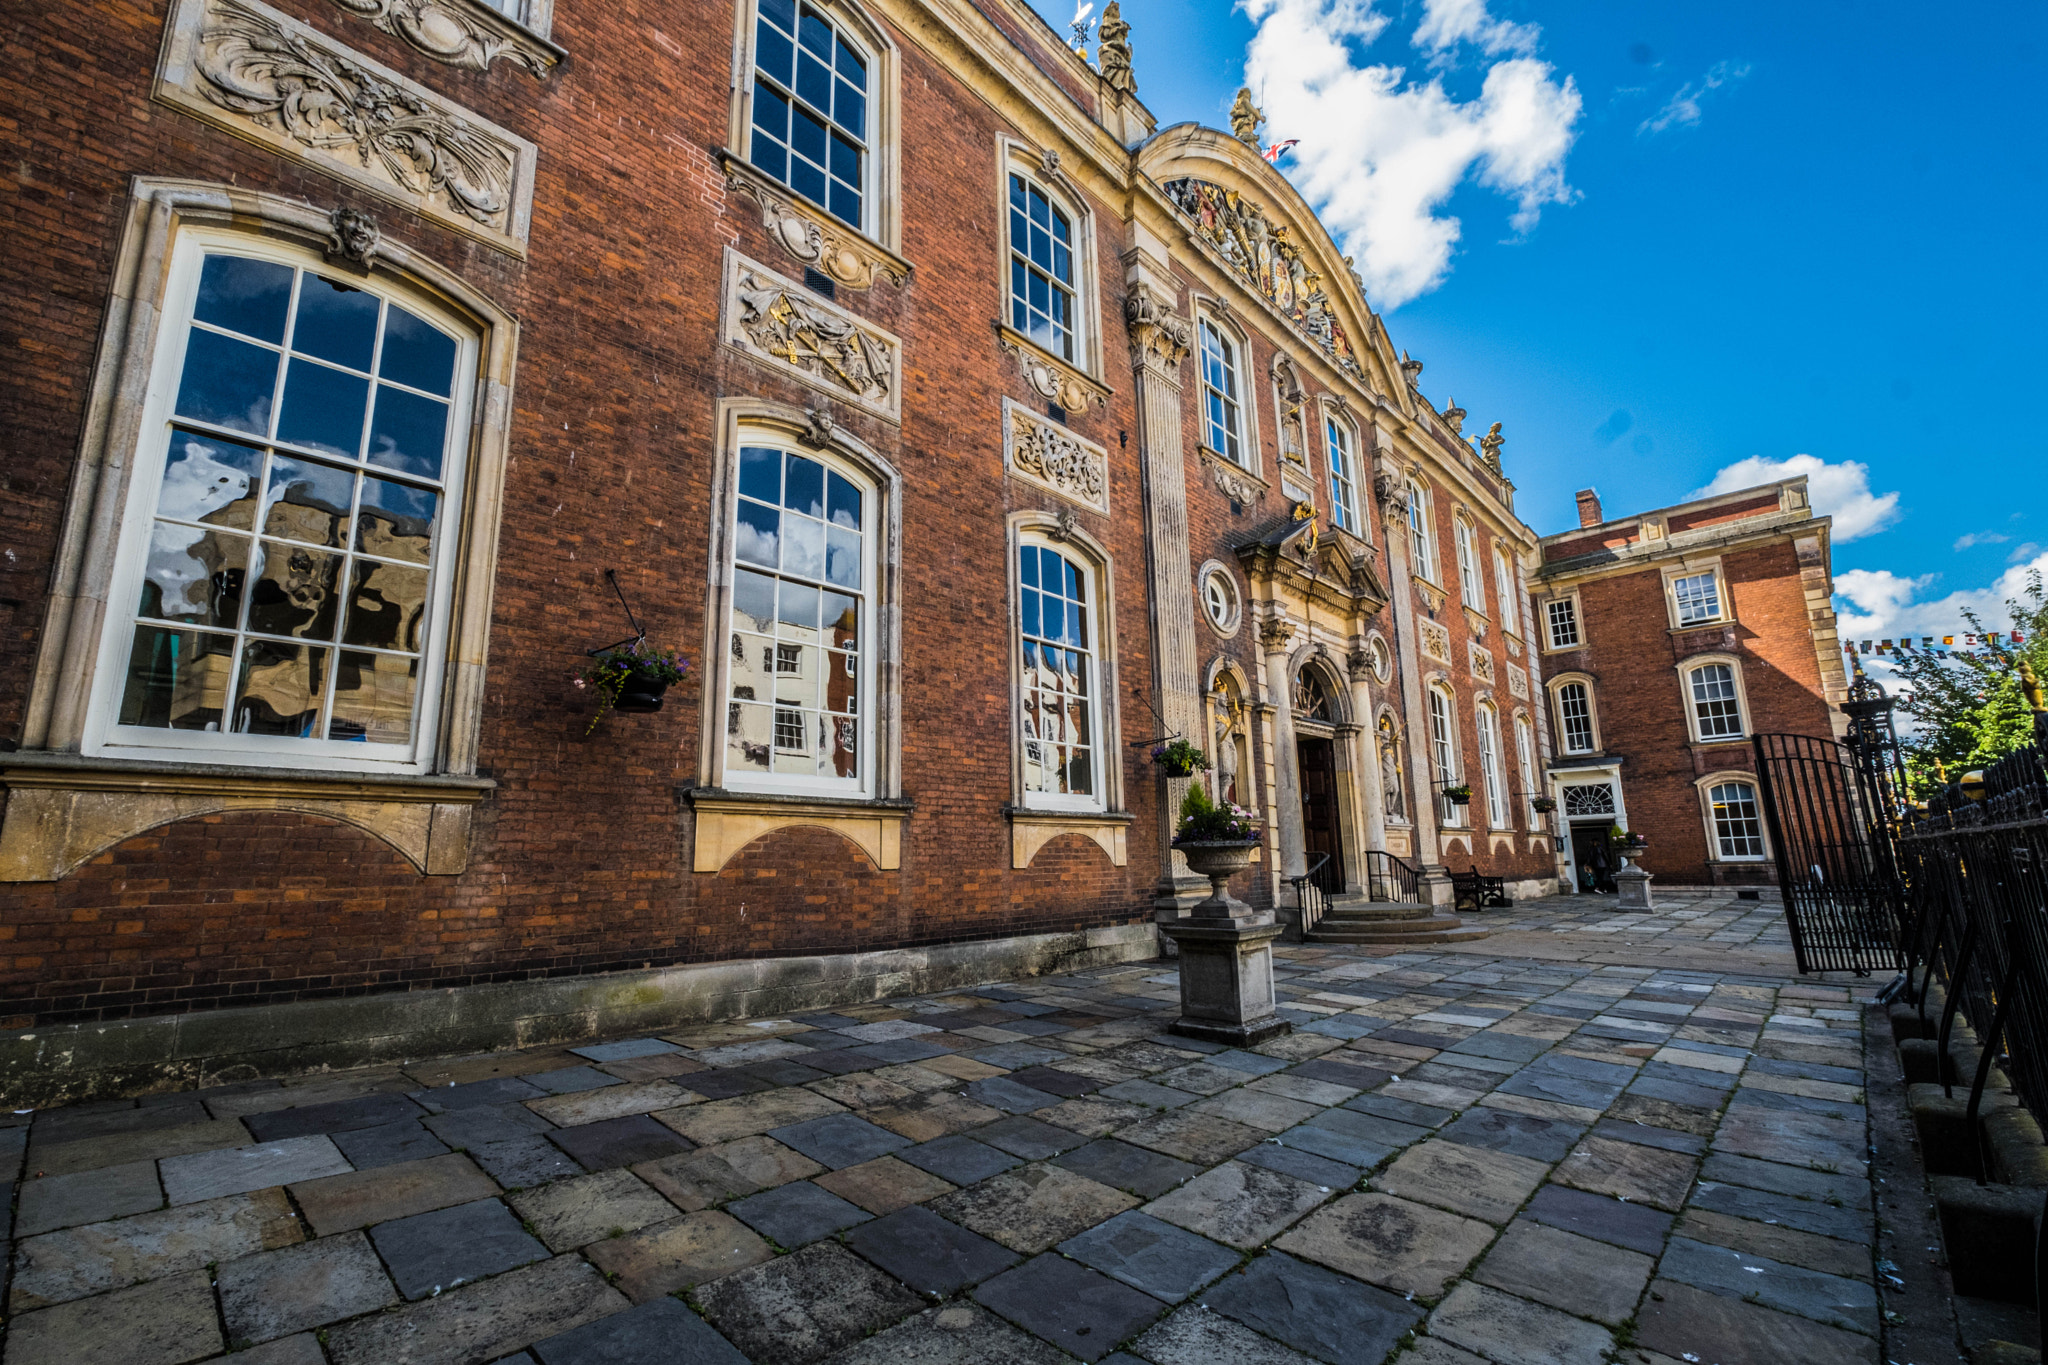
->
xmin=1883 ymin=570 xmax=2048 ymax=795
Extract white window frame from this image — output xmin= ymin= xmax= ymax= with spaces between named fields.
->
xmin=1197 ymin=560 xmax=1242 ymax=638
xmin=1014 ymin=527 xmax=1112 ymax=813
xmin=719 ymin=435 xmax=881 ymax=799
xmin=1699 ymin=774 xmax=1769 ymax=861
xmin=1513 ymin=711 xmax=1537 ymax=824
xmin=1325 ymin=411 xmax=1360 ymax=535
xmin=1543 ymin=593 xmax=1582 ymax=651
xmin=1476 ymin=701 xmax=1508 ymax=829
xmin=1198 ymin=317 xmax=1249 ymax=469
xmin=1427 ymin=683 xmax=1462 ymax=826
xmin=1004 ymin=166 xmax=1081 ymax=367
xmin=1455 ymin=517 xmax=1484 ymax=613
xmin=1494 ymin=548 xmax=1518 ymax=634
xmin=1407 ymin=481 xmax=1438 ymax=583
xmin=1680 ymin=654 xmax=1751 ymax=744
xmin=1549 ymin=674 xmax=1600 ymax=755
xmin=84 ymin=226 xmax=480 ymax=774
xmin=1669 ymin=567 xmax=1727 ymax=627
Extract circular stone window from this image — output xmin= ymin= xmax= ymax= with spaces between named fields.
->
xmin=1199 ymin=563 xmax=1241 ymax=636
xmin=1367 ymin=636 xmax=1392 ymax=683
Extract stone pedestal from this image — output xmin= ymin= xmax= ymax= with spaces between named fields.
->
xmin=1161 ymin=913 xmax=1290 ymax=1045
xmin=1615 ymin=860 xmax=1654 ymax=909
xmin=1417 ymin=865 xmax=1454 ymax=908
xmin=1151 ymin=876 xmax=1211 ymax=959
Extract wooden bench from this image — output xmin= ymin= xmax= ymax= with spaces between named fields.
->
xmin=1450 ymin=866 xmax=1512 ymax=913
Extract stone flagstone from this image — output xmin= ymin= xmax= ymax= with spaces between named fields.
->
xmin=1274 ymin=1191 xmax=1497 ymax=1299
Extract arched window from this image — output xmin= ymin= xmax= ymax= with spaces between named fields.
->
xmin=1709 ymin=781 xmax=1767 ymax=859
xmin=1494 ymin=548 xmax=1518 ymax=631
xmin=100 ymin=241 xmax=479 ymax=766
xmin=1427 ymin=685 xmax=1460 ymax=824
xmin=1326 ymin=415 xmax=1359 ymax=534
xmin=1293 ymin=668 xmax=1334 ymax=722
xmin=1689 ymin=662 xmax=1744 ymax=740
xmin=1007 ymin=173 xmax=1075 ymax=363
xmin=1456 ymin=518 xmax=1484 ymax=612
xmin=1018 ymin=538 xmax=1103 ymax=809
xmin=748 ymin=0 xmax=870 ymax=229
xmin=1407 ymin=482 xmax=1437 ymax=582
xmin=727 ymin=443 xmax=875 ymax=793
xmin=1513 ymin=713 xmax=1537 ymax=823
xmin=1199 ymin=321 xmax=1245 ymax=466
xmin=1556 ymin=681 xmax=1595 ymax=754
xmin=1476 ymin=702 xmax=1507 ymax=828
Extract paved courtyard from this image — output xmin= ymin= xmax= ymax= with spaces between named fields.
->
xmin=0 ymin=891 xmax=1883 ymax=1365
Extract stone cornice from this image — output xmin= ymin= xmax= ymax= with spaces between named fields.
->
xmin=321 ymin=0 xmax=565 ymax=77
xmin=0 ymin=752 xmax=494 ymax=803
xmin=1533 ymin=511 xmax=1833 ymax=586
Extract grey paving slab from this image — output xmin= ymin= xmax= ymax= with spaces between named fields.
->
xmin=1096 ymin=1079 xmax=1200 ymax=1109
xmin=160 ymin=1135 xmax=351 ymax=1205
xmin=509 ymin=1169 xmax=679 ymax=1250
xmin=1208 ymin=1048 xmax=1291 ymax=1075
xmin=584 ymin=1209 xmax=773 ymax=1301
xmin=244 ymin=1092 xmax=428 ymax=1142
xmin=16 ymin=1158 xmax=162 ymax=1236
xmin=1447 ymin=1031 xmax=1553 ymax=1064
xmin=527 ymin=1065 xmax=627 ymax=1095
xmin=1698 ymin=1150 xmax=1871 ymax=1206
xmin=1626 ymin=1072 xmax=1732 ymax=1109
xmin=291 ymin=1151 xmax=499 ymax=1236
xmin=1427 ymin=1280 xmax=1617 ymax=1364
xmin=1142 ymin=1159 xmax=1328 ymax=1250
xmin=825 ymin=1302 xmax=1080 ymax=1365
xmin=1130 ymin=1307 xmax=1325 ymax=1365
xmin=30 ymin=1100 xmax=212 ymax=1146
xmin=1493 ymin=1067 xmax=1625 ymax=1111
xmin=969 ymin=1043 xmax=1070 ymax=1069
xmin=3 ymin=1268 xmax=222 ymax=1365
xmin=1472 ymin=1219 xmax=1652 ymax=1327
xmin=1635 ymin=1277 xmax=1874 ymax=1365
xmin=769 ymin=1112 xmax=912 ymax=1168
xmin=424 ymin=1099 xmax=555 ymax=1147
xmin=1004 ymin=1065 xmax=1104 ymax=1096
xmin=327 ymin=1253 xmax=628 ymax=1365
xmin=974 ymin=1113 xmax=1088 ymax=1160
xmin=963 ymin=1076 xmax=1065 ymax=1113
xmin=1521 ymin=1183 xmax=1674 ymax=1256
xmin=472 ymin=1135 xmax=588 ymax=1188
xmin=681 ymin=1069 xmax=777 ymax=1100
xmin=1203 ymin=1250 xmax=1424 ymax=1365
xmin=1686 ymin=1177 xmax=1874 ymax=1243
xmin=1658 ymin=1235 xmax=1877 ymax=1335
xmin=331 ymin=1117 xmax=450 ymax=1169
xmin=368 ymin=1196 xmax=551 ymax=1300
xmin=230 ymin=1334 xmax=327 ymax=1365
xmin=899 ymin=1134 xmax=1024 ymax=1185
xmin=1275 ymin=1191 xmax=1497 ymax=1299
xmin=8 ymin=1188 xmax=301 ymax=1312
xmin=1590 ymin=1116 xmax=1706 ymax=1155
xmin=931 ymin=1163 xmax=1140 ymax=1253
xmin=532 ymin=1293 xmax=747 ymax=1364
xmin=549 ymin=1113 xmax=694 ymax=1170
xmin=1054 ymin=1138 xmax=1202 ymax=1198
xmin=1342 ymin=1091 xmax=1453 ymax=1127
xmin=691 ymin=1241 xmax=924 ymax=1365
xmin=411 ymin=1076 xmax=549 ymax=1113
xmin=217 ymin=1230 xmax=397 ymax=1345
xmin=634 ymin=1136 xmax=824 ymax=1210
xmin=1058 ymin=1209 xmax=1239 ymax=1303
xmin=728 ymin=1178 xmax=872 ymax=1247
xmin=1552 ymin=1135 xmax=1696 ymax=1212
xmin=973 ymin=1252 xmax=1168 ymax=1362
xmin=1234 ymin=1139 xmax=1361 ymax=1190
xmin=1105 ymin=1109 xmax=1268 ymax=1166
xmin=1437 ymin=1106 xmax=1582 ymax=1163
xmin=846 ymin=1203 xmax=1021 ymax=1294
xmin=569 ymin=1037 xmax=685 ymax=1063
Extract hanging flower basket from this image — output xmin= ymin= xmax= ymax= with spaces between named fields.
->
xmin=1531 ymin=796 xmax=1557 ymax=814
xmin=1442 ymin=784 xmax=1473 ymax=805
xmin=1151 ymin=738 xmax=1212 ymax=779
xmin=579 ymin=640 xmax=690 ymax=732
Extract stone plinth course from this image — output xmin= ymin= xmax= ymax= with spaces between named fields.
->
xmin=0 ymin=891 xmax=1893 ymax=1363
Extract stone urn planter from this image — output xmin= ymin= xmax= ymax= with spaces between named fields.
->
xmin=1177 ymin=839 xmax=1259 ymax=918
xmin=1161 ymin=838 xmax=1288 ymax=1047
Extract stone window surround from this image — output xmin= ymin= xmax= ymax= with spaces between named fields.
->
xmin=1196 ymin=558 xmax=1243 ymax=639
xmin=1472 ymin=694 xmax=1508 ymax=831
xmin=1676 ymin=651 xmax=1753 ymax=746
xmin=2 ymin=179 xmax=517 ymax=882
xmin=1694 ymin=769 xmax=1770 ymax=863
xmin=1453 ymin=513 xmax=1485 ymax=615
xmin=725 ymin=0 xmax=903 ymax=256
xmin=689 ymin=401 xmax=907 ymax=873
xmin=1663 ymin=557 xmax=1733 ymax=630
xmin=1319 ymin=399 xmax=1362 ymax=536
xmin=1539 ymin=588 xmax=1585 ymax=654
xmin=993 ymin=138 xmax=1105 ymax=392
xmin=1406 ymin=476 xmax=1439 ymax=586
xmin=1191 ymin=299 xmax=1263 ymax=478
xmin=1545 ymin=671 xmax=1603 ymax=756
xmin=1424 ymin=675 xmax=1464 ymax=829
xmin=1511 ymin=706 xmax=1539 ymax=824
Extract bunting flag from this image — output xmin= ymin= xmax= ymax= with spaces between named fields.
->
xmin=1262 ymin=139 xmax=1300 ymax=164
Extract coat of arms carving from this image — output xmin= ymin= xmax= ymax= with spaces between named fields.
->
xmin=722 ymin=252 xmax=901 ymax=420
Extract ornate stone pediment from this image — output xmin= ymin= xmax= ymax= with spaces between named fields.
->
xmin=1197 ymin=445 xmax=1266 ymax=505
xmin=722 ymin=251 xmax=901 ymax=421
xmin=1161 ymin=178 xmax=1362 ymax=380
xmin=1003 ymin=399 xmax=1109 ymax=514
xmin=323 ymin=0 xmax=562 ymax=76
xmin=995 ymin=328 xmax=1107 ymax=412
xmin=722 ymin=155 xmax=909 ymax=291
xmin=156 ymin=0 xmax=537 ymax=254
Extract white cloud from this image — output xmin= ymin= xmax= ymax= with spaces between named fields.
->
xmin=1241 ymin=0 xmax=1581 ymax=308
xmin=2011 ymin=541 xmax=2044 ymax=564
xmin=1834 ymin=550 xmax=2048 ymax=643
xmin=1414 ymin=0 xmax=1537 ymax=57
xmin=1954 ymin=530 xmax=2010 ymax=552
xmin=1690 ymin=453 xmax=1901 ymax=543
xmin=1640 ymin=60 xmax=1751 ymax=136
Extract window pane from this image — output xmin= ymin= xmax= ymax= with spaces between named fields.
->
xmin=275 ymin=358 xmax=369 ymax=460
xmin=379 ymin=306 xmax=457 ymax=397
xmin=194 ymin=255 xmax=292 ymax=344
xmin=357 ymin=477 xmax=436 ymax=564
xmin=834 ymin=32 xmax=865 ymax=82
xmin=759 ymin=0 xmax=795 ymax=34
xmin=798 ymin=6 xmax=832 ymax=56
xmin=750 ymin=132 xmax=788 ymax=184
xmin=783 ymin=513 xmax=824 ymax=580
xmin=735 ymin=500 xmax=781 ymax=568
xmin=292 ymin=275 xmax=379 ymax=371
xmin=140 ymin=522 xmax=247 ymax=629
xmin=825 ymin=651 xmax=857 ymax=714
xmin=835 ymin=82 xmax=865 ymax=137
xmin=160 ymin=432 xmax=263 ymax=529
xmin=262 ymin=455 xmax=354 ymax=548
xmin=1020 ymin=545 xmax=1039 ymax=587
xmin=733 ymin=568 xmax=777 ymax=631
xmin=739 ymin=447 xmax=782 ymax=505
xmin=826 ymin=471 xmax=860 ymax=528
xmin=175 ymin=328 xmax=279 ymax=437
xmin=1020 ymin=587 xmax=1040 ymax=638
xmin=329 ymin=650 xmax=416 ymax=744
xmin=755 ymin=21 xmax=794 ymax=81
xmin=829 ymin=131 xmax=860 ymax=189
xmin=247 ymin=541 xmax=343 ymax=641
xmin=823 ymin=590 xmax=859 ymax=648
xmin=777 ymin=580 xmax=820 ymax=641
xmin=728 ymin=701 xmax=773 ymax=773
xmin=1039 ymin=592 xmax=1064 ymax=643
xmin=783 ymin=455 xmax=824 ymax=516
xmin=233 ymin=639 xmax=328 ymax=736
xmin=366 ymin=385 xmax=450 ymax=480
xmin=789 ymin=153 xmax=827 ymax=208
xmin=119 ymin=624 xmax=235 ymax=730
xmin=342 ymin=559 xmax=427 ymax=651
xmin=825 ymin=525 xmax=861 ymax=588
xmin=797 ymin=50 xmax=833 ymax=112
xmin=753 ymin=81 xmax=789 ymax=135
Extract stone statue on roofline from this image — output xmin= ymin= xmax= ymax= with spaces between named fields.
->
xmin=1098 ymin=1 xmax=1135 ymax=96
xmin=1231 ymin=87 xmax=1263 ymax=146
xmin=1480 ymin=421 xmax=1504 ymax=472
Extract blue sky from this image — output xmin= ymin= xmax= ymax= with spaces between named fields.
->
xmin=1029 ymin=0 xmax=2048 ymax=643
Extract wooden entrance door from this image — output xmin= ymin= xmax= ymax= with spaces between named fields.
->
xmin=1571 ymin=820 xmax=1617 ymax=894
xmin=1297 ymin=737 xmax=1346 ymax=893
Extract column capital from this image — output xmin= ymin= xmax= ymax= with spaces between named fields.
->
xmin=1125 ymin=282 xmax=1192 ymax=373
xmin=1258 ymin=614 xmax=1295 ymax=655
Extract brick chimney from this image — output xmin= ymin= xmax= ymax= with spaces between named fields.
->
xmin=1575 ymin=488 xmax=1603 ymax=529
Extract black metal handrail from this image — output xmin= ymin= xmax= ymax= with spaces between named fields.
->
xmin=1365 ymin=849 xmax=1419 ymax=903
xmin=1291 ymin=853 xmax=1332 ymax=936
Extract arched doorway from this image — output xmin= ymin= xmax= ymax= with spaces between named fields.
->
xmin=1293 ymin=667 xmax=1345 ymax=893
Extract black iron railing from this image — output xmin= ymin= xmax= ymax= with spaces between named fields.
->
xmin=1365 ymin=849 xmax=1419 ymax=903
xmin=1292 ymin=853 xmax=1332 ymax=936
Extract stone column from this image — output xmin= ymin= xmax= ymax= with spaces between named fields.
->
xmin=1261 ymin=616 xmax=1305 ymax=883
xmin=1373 ymin=461 xmax=1451 ymax=907
xmin=1346 ymin=646 xmax=1388 ymax=857
xmin=1124 ymin=276 xmax=1207 ymax=922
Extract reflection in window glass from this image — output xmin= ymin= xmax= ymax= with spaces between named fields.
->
xmin=1514 ymin=714 xmax=1537 ymax=823
xmin=1690 ymin=663 xmax=1743 ymax=738
xmin=1710 ymin=782 xmax=1766 ymax=859
xmin=1673 ymin=571 xmax=1722 ymax=625
xmin=1477 ymin=703 xmax=1507 ymax=828
xmin=1008 ymin=175 xmax=1075 ymax=362
xmin=1546 ymin=597 xmax=1579 ymax=649
xmin=1456 ymin=520 xmax=1483 ymax=611
xmin=1019 ymin=542 xmax=1098 ymax=803
xmin=1326 ymin=418 xmax=1357 ymax=533
xmin=1428 ymin=688 xmax=1459 ymax=824
xmin=1557 ymin=682 xmax=1595 ymax=754
xmin=750 ymin=0 xmax=867 ymax=228
xmin=1407 ymin=483 xmax=1436 ymax=582
xmin=118 ymin=252 xmax=461 ymax=753
xmin=1199 ymin=322 xmax=1243 ymax=466
xmin=726 ymin=446 xmax=868 ymax=789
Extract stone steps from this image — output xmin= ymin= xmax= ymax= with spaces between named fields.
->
xmin=1307 ymin=901 xmax=1490 ymax=944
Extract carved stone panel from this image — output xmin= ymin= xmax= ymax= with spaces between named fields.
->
xmin=722 ymin=250 xmax=901 ymax=421
xmin=1197 ymin=446 xmax=1266 ymax=505
xmin=1419 ymin=618 xmax=1451 ymax=665
xmin=723 ymin=155 xmax=909 ymax=291
xmin=156 ymin=0 xmax=538 ymax=255
xmin=323 ymin=0 xmax=563 ymax=76
xmin=996 ymin=329 xmax=1105 ymax=411
xmin=1468 ymin=641 xmax=1495 ymax=684
xmin=1506 ymin=661 xmax=1530 ymax=700
xmin=1003 ymin=399 xmax=1109 ymax=514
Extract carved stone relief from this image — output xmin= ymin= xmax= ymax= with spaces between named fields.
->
xmin=1506 ymin=661 xmax=1530 ymax=700
xmin=722 ymin=250 xmax=901 ymax=421
xmin=997 ymin=331 xmax=1103 ymax=411
xmin=1124 ymin=282 xmax=1191 ymax=371
xmin=1003 ymin=399 xmax=1109 ymax=514
xmin=1468 ymin=641 xmax=1495 ymax=684
xmin=324 ymin=0 xmax=562 ymax=76
xmin=1272 ymin=356 xmax=1307 ymax=468
xmin=1258 ymin=614 xmax=1295 ymax=654
xmin=723 ymin=156 xmax=908 ymax=290
xmin=1198 ymin=445 xmax=1266 ymax=505
xmin=324 ymin=206 xmax=380 ymax=265
xmin=157 ymin=0 xmax=537 ymax=253
xmin=1418 ymin=618 xmax=1451 ymax=664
